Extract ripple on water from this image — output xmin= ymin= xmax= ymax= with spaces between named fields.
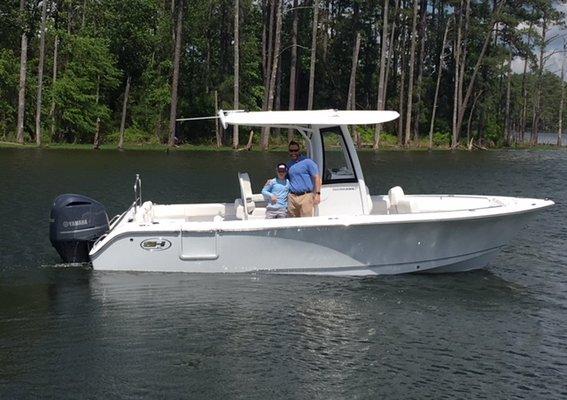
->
xmin=1 ymin=149 xmax=567 ymax=398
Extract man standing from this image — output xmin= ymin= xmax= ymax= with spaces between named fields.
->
xmin=286 ymin=141 xmax=321 ymax=217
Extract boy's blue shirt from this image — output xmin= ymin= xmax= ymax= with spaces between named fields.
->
xmin=262 ymin=178 xmax=290 ymax=209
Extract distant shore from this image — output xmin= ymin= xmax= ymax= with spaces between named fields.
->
xmin=0 ymin=140 xmax=564 ymax=152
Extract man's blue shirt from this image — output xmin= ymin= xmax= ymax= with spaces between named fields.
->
xmin=287 ymin=156 xmax=319 ymax=193
xmin=261 ymin=178 xmax=290 ymax=209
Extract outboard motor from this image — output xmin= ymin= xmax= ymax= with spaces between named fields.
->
xmin=49 ymin=194 xmax=109 ymax=263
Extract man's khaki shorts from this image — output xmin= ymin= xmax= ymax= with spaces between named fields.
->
xmin=288 ymin=193 xmax=314 ymax=217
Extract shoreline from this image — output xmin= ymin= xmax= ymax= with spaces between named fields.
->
xmin=0 ymin=141 xmax=563 ymax=152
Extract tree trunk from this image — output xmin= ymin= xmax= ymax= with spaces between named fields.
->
xmin=81 ymin=0 xmax=87 ymax=30
xmin=398 ymin=63 xmax=405 ymax=144
xmin=376 ymin=0 xmax=400 ymax=146
xmin=373 ymin=0 xmax=390 ymax=149
xmin=260 ymin=0 xmax=282 ymax=150
xmin=429 ymin=18 xmax=450 ymax=149
xmin=504 ymin=49 xmax=512 ymax=145
xmin=171 ymin=0 xmax=176 ymax=46
xmin=204 ymin=1 xmax=213 ymax=93
xmin=307 ymin=0 xmax=319 ymax=110
xmin=531 ymin=15 xmax=547 ymax=146
xmin=346 ymin=32 xmax=361 ymax=110
xmin=451 ymin=0 xmax=463 ymax=148
xmin=276 ymin=52 xmax=282 ymax=104
xmin=50 ymin=35 xmax=59 ymax=141
xmin=321 ymin=2 xmax=328 ymax=62
xmin=455 ymin=0 xmax=504 ymax=145
xmin=233 ymin=0 xmax=240 ymax=149
xmin=35 ymin=0 xmax=48 ymax=146
xmin=214 ymin=90 xmax=221 ymax=147
xmin=519 ymin=26 xmax=531 ymax=145
xmin=558 ymin=42 xmax=565 ymax=147
xmin=16 ymin=0 xmax=28 ymax=144
xmin=245 ymin=130 xmax=254 ymax=150
xmin=403 ymin=0 xmax=419 ymax=146
xmin=347 ymin=31 xmax=361 ymax=147
xmin=518 ymin=21 xmax=533 ymax=144
xmin=383 ymin=0 xmax=399 ymax=105
xmin=457 ymin=0 xmax=471 ymax=130
xmin=263 ymin=0 xmax=276 ymax=109
xmin=261 ymin=1 xmax=268 ymax=81
xmin=287 ymin=0 xmax=299 ymax=142
xmin=155 ymin=116 xmax=162 ymax=143
xmin=274 ymin=52 xmax=282 ymax=138
xmin=93 ymin=76 xmax=101 ymax=149
xmin=412 ymin=0 xmax=427 ymax=142
xmin=118 ymin=75 xmax=131 ymax=149
xmin=398 ymin=28 xmax=407 ymax=145
xmin=168 ymin=0 xmax=184 ymax=148
xmin=467 ymin=90 xmax=482 ymax=147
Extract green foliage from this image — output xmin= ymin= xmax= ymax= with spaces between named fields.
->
xmin=131 ymin=58 xmax=171 ymax=143
xmin=106 ymin=126 xmax=159 ymax=144
xmin=484 ymin=117 xmax=503 ymax=146
xmin=432 ymin=131 xmax=450 ymax=147
xmin=356 ymin=126 xmax=399 ymax=147
xmin=52 ymin=35 xmax=119 ymax=142
xmin=105 ymin=0 xmax=159 ymax=78
xmin=357 ymin=126 xmax=373 ymax=144
xmin=379 ymin=133 xmax=399 ymax=146
xmin=0 ymin=48 xmax=18 ymax=139
xmin=0 ymin=0 xmax=566 ymax=148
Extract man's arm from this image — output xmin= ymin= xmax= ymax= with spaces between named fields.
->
xmin=261 ymin=179 xmax=277 ymax=204
xmin=313 ymin=174 xmax=322 ymax=205
xmin=307 ymin=159 xmax=322 ymax=205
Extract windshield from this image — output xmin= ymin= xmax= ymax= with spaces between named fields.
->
xmin=320 ymin=127 xmax=357 ymax=184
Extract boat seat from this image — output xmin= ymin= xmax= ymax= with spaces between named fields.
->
xmin=388 ymin=186 xmax=414 ymax=214
xmin=234 ymin=201 xmax=267 ymax=219
xmin=134 ymin=201 xmax=154 ymax=223
xmin=150 ymin=203 xmax=226 ymax=221
xmin=237 ymin=172 xmax=265 ymax=220
xmin=365 ymin=185 xmax=374 ymax=214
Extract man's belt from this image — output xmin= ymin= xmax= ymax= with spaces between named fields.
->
xmin=290 ymin=191 xmax=311 ymax=196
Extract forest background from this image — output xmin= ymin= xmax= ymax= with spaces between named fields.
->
xmin=0 ymin=0 xmax=566 ymax=151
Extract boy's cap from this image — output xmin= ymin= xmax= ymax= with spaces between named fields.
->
xmin=277 ymin=163 xmax=287 ymax=171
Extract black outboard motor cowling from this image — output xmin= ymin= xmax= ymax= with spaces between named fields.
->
xmin=49 ymin=194 xmax=109 ymax=263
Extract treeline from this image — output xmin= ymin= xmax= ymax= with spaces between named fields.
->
xmin=0 ymin=0 xmax=565 ymax=149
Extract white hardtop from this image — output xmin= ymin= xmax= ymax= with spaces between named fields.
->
xmin=218 ymin=109 xmax=399 ymax=129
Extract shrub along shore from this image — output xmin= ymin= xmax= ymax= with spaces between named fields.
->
xmin=1 ymin=137 xmax=561 ymax=152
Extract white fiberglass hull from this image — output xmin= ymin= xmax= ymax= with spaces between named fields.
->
xmin=89 ymin=196 xmax=552 ymax=276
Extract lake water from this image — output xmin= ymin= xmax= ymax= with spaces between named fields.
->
xmin=1 ymin=148 xmax=566 ymax=399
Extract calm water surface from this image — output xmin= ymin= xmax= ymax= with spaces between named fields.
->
xmin=0 ymin=148 xmax=566 ymax=399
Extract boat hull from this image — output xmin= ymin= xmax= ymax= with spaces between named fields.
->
xmin=90 ymin=211 xmax=534 ymax=275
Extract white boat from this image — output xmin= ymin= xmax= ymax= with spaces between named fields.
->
xmin=50 ymin=110 xmax=554 ymax=275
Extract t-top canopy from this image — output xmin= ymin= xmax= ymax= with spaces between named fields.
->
xmin=218 ymin=109 xmax=399 ymax=129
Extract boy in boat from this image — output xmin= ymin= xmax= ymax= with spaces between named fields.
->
xmin=261 ymin=163 xmax=290 ymax=219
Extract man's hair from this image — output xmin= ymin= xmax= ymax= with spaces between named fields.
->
xmin=288 ymin=140 xmax=300 ymax=149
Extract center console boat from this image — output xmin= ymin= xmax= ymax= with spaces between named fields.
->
xmin=50 ymin=110 xmax=554 ymax=275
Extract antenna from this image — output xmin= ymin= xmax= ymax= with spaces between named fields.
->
xmin=175 ymin=116 xmax=220 ymax=122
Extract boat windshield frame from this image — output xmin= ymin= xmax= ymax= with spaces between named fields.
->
xmin=320 ymin=126 xmax=358 ymax=184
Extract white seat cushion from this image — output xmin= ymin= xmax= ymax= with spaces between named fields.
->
xmin=388 ymin=186 xmax=414 ymax=214
xmin=388 ymin=186 xmax=405 ymax=205
xmin=239 ymin=172 xmax=262 ymax=219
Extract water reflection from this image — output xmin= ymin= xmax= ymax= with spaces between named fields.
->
xmin=1 ymin=148 xmax=566 ymax=398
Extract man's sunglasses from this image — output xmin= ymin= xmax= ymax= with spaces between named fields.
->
xmin=288 ymin=149 xmax=299 ymax=153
